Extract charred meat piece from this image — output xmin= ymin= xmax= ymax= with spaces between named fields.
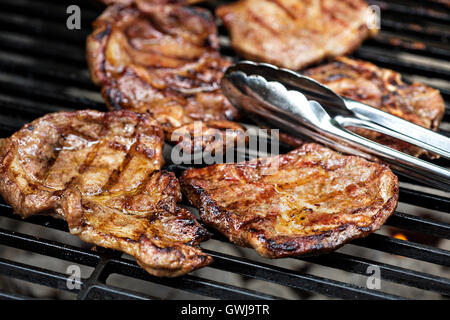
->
xmin=303 ymin=57 xmax=445 ymax=157
xmin=216 ymin=0 xmax=377 ymax=70
xmin=0 ymin=110 xmax=212 ymax=277
xmin=87 ymin=3 xmax=242 ymax=150
xmin=181 ymin=143 xmax=398 ymax=258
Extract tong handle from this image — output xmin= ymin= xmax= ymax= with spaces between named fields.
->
xmin=221 ymin=65 xmax=450 ymax=191
xmin=344 ymin=99 xmax=450 ymax=160
xmin=321 ymin=115 xmax=450 ymax=191
xmin=335 ymin=115 xmax=450 ymax=159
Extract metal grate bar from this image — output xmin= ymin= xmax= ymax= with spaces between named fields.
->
xmin=0 ymin=12 xmax=88 ymax=44
xmin=0 ymin=257 xmax=82 ymax=293
xmin=0 ymin=226 xmax=281 ymax=300
xmin=368 ymin=34 xmax=450 ymax=61
xmin=0 ymin=227 xmax=99 ymax=267
xmin=106 ymin=259 xmax=282 ymax=300
xmin=399 ymin=188 xmax=450 ymax=214
xmin=204 ymin=250 xmax=405 ymax=300
xmin=0 ymin=32 xmax=86 ymax=65
xmin=0 ymin=52 xmax=96 ymax=90
xmin=0 ymin=73 xmax=105 ymax=111
xmin=380 ymin=18 xmax=450 ymax=42
xmin=0 ymin=0 xmax=99 ymax=24
xmin=82 ymin=284 xmax=159 ymax=300
xmin=302 ymin=252 xmax=450 ymax=296
xmin=0 ymin=93 xmax=74 ymax=119
xmin=353 ymin=234 xmax=450 ymax=267
xmin=387 ymin=212 xmax=450 ymax=239
xmin=354 ymin=47 xmax=450 ymax=80
xmin=75 ymin=255 xmax=160 ymax=300
xmin=367 ymin=0 xmax=450 ymax=23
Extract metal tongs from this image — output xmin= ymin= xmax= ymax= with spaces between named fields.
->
xmin=221 ymin=61 xmax=450 ymax=191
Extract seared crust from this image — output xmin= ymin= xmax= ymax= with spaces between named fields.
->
xmin=303 ymin=57 xmax=445 ymax=157
xmin=167 ymin=120 xmax=247 ymax=155
xmin=86 ymin=2 xmax=242 ymax=150
xmin=0 ymin=110 xmax=212 ymax=277
xmin=98 ymin=0 xmax=204 ymax=5
xmin=181 ymin=143 xmax=398 ymax=258
xmin=61 ymin=171 xmax=212 ymax=277
xmin=216 ymin=0 xmax=377 ymax=70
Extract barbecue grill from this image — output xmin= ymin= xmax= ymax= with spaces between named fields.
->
xmin=0 ymin=0 xmax=449 ymax=300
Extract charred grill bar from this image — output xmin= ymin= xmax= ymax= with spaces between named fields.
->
xmin=0 ymin=0 xmax=449 ymax=300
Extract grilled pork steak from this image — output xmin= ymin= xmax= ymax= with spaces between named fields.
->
xmin=0 ymin=110 xmax=211 ymax=277
xmin=216 ymin=0 xmax=377 ymax=70
xmin=181 ymin=143 xmax=398 ymax=258
xmin=98 ymin=0 xmax=203 ymax=5
xmin=87 ymin=3 xmax=243 ymax=152
xmin=303 ymin=57 xmax=445 ymax=157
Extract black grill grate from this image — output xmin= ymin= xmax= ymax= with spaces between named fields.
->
xmin=0 ymin=0 xmax=449 ymax=300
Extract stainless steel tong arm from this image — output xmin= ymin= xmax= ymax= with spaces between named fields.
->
xmin=344 ymin=99 xmax=450 ymax=160
xmin=221 ymin=68 xmax=450 ymax=191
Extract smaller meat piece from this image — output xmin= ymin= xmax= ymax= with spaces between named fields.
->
xmin=167 ymin=120 xmax=247 ymax=156
xmin=98 ymin=0 xmax=204 ymax=6
xmin=0 ymin=110 xmax=212 ymax=277
xmin=181 ymin=143 xmax=398 ymax=258
xmin=216 ymin=0 xmax=377 ymax=70
xmin=303 ymin=57 xmax=445 ymax=157
xmin=86 ymin=2 xmax=242 ymax=152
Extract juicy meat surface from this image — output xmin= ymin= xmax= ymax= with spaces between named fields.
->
xmin=167 ymin=120 xmax=247 ymax=155
xmin=86 ymin=2 xmax=242 ymax=150
xmin=0 ymin=110 xmax=212 ymax=277
xmin=216 ymin=0 xmax=377 ymax=70
xmin=303 ymin=57 xmax=445 ymax=157
xmin=181 ymin=143 xmax=398 ymax=258
xmin=98 ymin=0 xmax=204 ymax=5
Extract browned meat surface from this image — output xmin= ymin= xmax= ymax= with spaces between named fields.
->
xmin=167 ymin=120 xmax=247 ymax=155
xmin=87 ymin=2 xmax=243 ymax=151
xmin=303 ymin=57 xmax=445 ymax=157
xmin=98 ymin=0 xmax=204 ymax=6
xmin=0 ymin=110 xmax=211 ymax=277
xmin=181 ymin=143 xmax=398 ymax=258
xmin=216 ymin=0 xmax=377 ymax=70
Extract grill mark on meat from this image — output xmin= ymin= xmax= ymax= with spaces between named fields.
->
xmin=247 ymin=9 xmax=279 ymax=35
xmin=39 ymin=122 xmax=106 ymax=189
xmin=97 ymin=0 xmax=206 ymax=5
xmin=267 ymin=0 xmax=298 ymax=20
xmin=100 ymin=126 xmax=139 ymax=192
xmin=87 ymin=3 xmax=245 ymax=154
xmin=124 ymin=22 xmax=206 ymax=61
xmin=0 ymin=110 xmax=212 ymax=277
xmin=181 ymin=143 xmax=398 ymax=258
xmin=77 ymin=131 xmax=107 ymax=176
xmin=216 ymin=0 xmax=377 ymax=70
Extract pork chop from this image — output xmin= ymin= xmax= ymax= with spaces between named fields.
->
xmin=181 ymin=143 xmax=398 ymax=258
xmin=216 ymin=0 xmax=377 ymax=70
xmin=98 ymin=0 xmax=204 ymax=6
xmin=86 ymin=2 xmax=243 ymax=152
xmin=0 ymin=110 xmax=212 ymax=277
